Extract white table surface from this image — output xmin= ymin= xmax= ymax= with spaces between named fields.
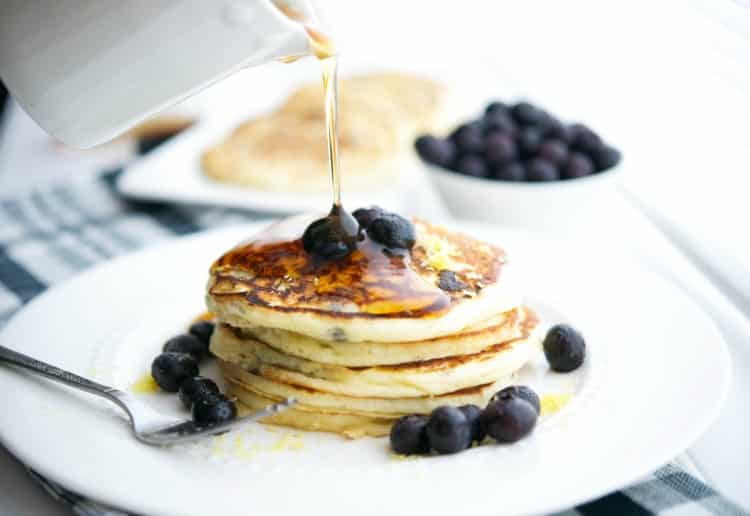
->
xmin=1 ymin=1 xmax=749 ymax=512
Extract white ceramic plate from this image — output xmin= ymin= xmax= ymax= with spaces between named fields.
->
xmin=115 ymin=62 xmax=423 ymax=215
xmin=0 ymin=222 xmax=730 ymax=516
xmin=116 ymin=118 xmax=421 ymax=214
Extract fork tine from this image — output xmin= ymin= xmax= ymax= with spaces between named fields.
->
xmin=137 ymin=398 xmax=298 ymax=446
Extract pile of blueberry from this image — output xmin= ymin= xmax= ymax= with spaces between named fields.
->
xmin=302 ymin=205 xmax=415 ymax=261
xmin=415 ymin=101 xmax=621 ymax=182
xmin=390 ymin=323 xmax=585 ymax=455
xmin=150 ymin=320 xmax=238 ymax=425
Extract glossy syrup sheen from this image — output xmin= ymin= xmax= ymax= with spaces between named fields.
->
xmin=211 ymin=233 xmax=452 ymax=319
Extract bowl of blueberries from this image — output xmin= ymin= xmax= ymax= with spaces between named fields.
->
xmin=415 ymin=100 xmax=622 ymax=230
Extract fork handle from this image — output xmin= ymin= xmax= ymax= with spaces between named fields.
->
xmin=0 ymin=344 xmax=120 ymax=399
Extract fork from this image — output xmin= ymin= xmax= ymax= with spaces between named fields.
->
xmin=0 ymin=344 xmax=296 ymax=445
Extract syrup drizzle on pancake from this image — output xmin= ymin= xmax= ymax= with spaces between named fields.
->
xmin=211 ymin=227 xmax=451 ymax=318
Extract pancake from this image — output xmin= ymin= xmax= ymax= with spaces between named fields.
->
xmin=278 ymin=72 xmax=451 ymax=141
xmin=207 ymin=216 xmax=520 ymax=343
xmin=202 ymin=72 xmax=449 ymax=193
xmin=233 ymin=390 xmax=395 ymax=439
xmin=220 ymin=307 xmax=523 ymax=367
xmin=201 ymin=111 xmax=402 ymax=192
xmin=221 ymin=361 xmax=505 ymax=418
xmin=210 ymin=308 xmax=539 ymax=398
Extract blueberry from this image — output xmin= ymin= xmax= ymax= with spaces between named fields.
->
xmin=368 ymin=213 xmax=416 ymax=250
xmin=483 ymin=132 xmax=517 ymax=165
xmin=492 ymin=162 xmax=526 ymax=182
xmin=178 ymin=376 xmax=220 ymax=409
xmin=437 ymin=270 xmax=466 ymax=292
xmin=459 ymin=404 xmax=485 ymax=443
xmin=450 ymin=123 xmax=484 ymax=155
xmin=491 ymin=385 xmax=540 ymax=415
xmin=302 ymin=212 xmax=359 ymax=260
xmin=544 ymin=118 xmax=574 ymax=144
xmin=543 ymin=324 xmax=586 ymax=372
xmin=570 ymin=123 xmax=603 ymax=153
xmin=188 ymin=321 xmax=215 ymax=349
xmin=517 ymin=127 xmax=543 ymax=157
xmin=511 ymin=101 xmax=545 ymax=127
xmin=151 ymin=352 xmax=199 ymax=393
xmin=192 ymin=393 xmax=237 ymax=425
xmin=482 ymin=112 xmax=515 ymax=135
xmin=484 ymin=101 xmax=509 ymax=116
xmin=352 ymin=205 xmax=386 ymax=229
xmin=590 ymin=145 xmax=622 ymax=171
xmin=426 ymin=406 xmax=472 ymax=454
xmin=535 ymin=110 xmax=552 ymax=130
xmin=163 ymin=334 xmax=205 ymax=360
xmin=526 ymin=158 xmax=559 ymax=182
xmin=480 ymin=396 xmax=537 ymax=443
xmin=454 ymin=155 xmax=488 ymax=178
xmin=415 ymin=136 xmax=456 ymax=168
xmin=537 ymin=139 xmax=569 ymax=166
xmin=390 ymin=415 xmax=429 ymax=455
xmin=562 ymin=152 xmax=594 ymax=179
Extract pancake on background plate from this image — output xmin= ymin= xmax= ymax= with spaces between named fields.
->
xmin=207 ymin=215 xmax=542 ymax=438
xmin=201 ymin=73 xmax=452 ymax=192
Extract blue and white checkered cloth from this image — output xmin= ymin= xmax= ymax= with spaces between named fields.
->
xmin=0 ymin=164 xmax=746 ymax=516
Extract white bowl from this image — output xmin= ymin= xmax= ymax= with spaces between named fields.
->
xmin=427 ymin=162 xmax=622 ymax=231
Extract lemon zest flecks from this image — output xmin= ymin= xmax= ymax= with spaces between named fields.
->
xmin=130 ymin=373 xmax=159 ymax=394
xmin=231 ymin=434 xmax=260 ymax=460
xmin=211 ymin=433 xmax=228 ymax=457
xmin=540 ymin=393 xmax=571 ymax=416
xmin=271 ymin=432 xmax=304 ymax=452
xmin=421 ymin=234 xmax=460 ymax=271
xmin=389 ymin=452 xmax=420 ymax=461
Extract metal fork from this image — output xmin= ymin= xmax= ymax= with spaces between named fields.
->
xmin=0 ymin=344 xmax=296 ymax=445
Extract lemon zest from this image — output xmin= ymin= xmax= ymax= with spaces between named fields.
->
xmin=421 ymin=234 xmax=459 ymax=271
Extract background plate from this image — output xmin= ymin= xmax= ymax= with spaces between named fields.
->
xmin=115 ymin=62 xmax=432 ymax=215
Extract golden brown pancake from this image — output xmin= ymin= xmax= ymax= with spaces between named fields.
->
xmin=278 ymin=72 xmax=449 ymax=140
xmin=218 ymin=307 xmax=523 ymax=367
xmin=201 ymin=111 xmax=401 ymax=192
xmin=232 ymin=389 xmax=395 ymax=439
xmin=206 ymin=216 xmax=520 ymax=343
xmin=210 ymin=307 xmax=539 ymax=397
xmin=208 ymin=216 xmax=537 ymax=438
xmin=201 ymin=72 xmax=449 ymax=192
xmin=221 ymin=360 xmax=504 ymax=418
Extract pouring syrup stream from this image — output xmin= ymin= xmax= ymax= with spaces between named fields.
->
xmin=321 ymin=55 xmax=341 ymax=207
xmin=293 ymin=10 xmax=359 ymax=242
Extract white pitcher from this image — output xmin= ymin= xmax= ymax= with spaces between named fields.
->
xmin=0 ymin=0 xmax=318 ymax=148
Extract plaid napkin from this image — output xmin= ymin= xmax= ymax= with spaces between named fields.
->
xmin=0 ymin=165 xmax=745 ymax=516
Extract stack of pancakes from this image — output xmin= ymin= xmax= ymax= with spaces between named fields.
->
xmin=208 ymin=217 xmax=541 ymax=438
xmin=201 ymin=73 xmax=454 ymax=193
